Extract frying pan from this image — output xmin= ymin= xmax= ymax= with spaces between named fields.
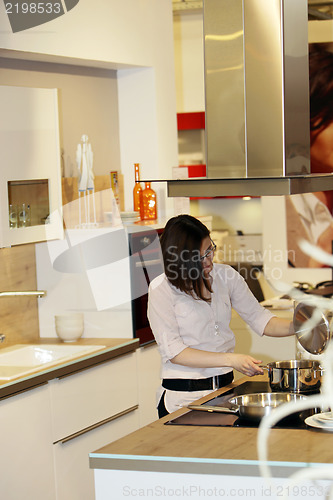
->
xmin=188 ymin=392 xmax=307 ymax=422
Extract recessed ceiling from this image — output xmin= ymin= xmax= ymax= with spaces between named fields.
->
xmin=172 ymin=0 xmax=333 ymax=19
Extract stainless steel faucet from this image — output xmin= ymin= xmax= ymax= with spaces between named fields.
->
xmin=0 ymin=290 xmax=47 ymax=298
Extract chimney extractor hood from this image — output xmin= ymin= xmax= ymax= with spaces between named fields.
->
xmin=168 ymin=0 xmax=333 ymax=198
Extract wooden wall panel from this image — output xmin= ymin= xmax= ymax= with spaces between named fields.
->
xmin=0 ymin=244 xmax=40 ymax=347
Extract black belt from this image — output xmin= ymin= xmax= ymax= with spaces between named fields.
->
xmin=162 ymin=371 xmax=233 ymax=392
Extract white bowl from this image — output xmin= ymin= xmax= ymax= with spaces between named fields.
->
xmin=55 ymin=318 xmax=84 ymax=327
xmin=55 ymin=313 xmax=83 ymax=322
xmin=55 ymin=324 xmax=84 ymax=342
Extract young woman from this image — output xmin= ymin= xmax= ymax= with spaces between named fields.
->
xmin=148 ymin=215 xmax=294 ymax=418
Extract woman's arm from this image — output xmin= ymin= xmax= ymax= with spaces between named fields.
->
xmin=171 ymin=348 xmax=264 ymax=376
xmin=263 ymin=316 xmax=294 ymax=337
xmin=170 ymin=316 xmax=295 ymax=375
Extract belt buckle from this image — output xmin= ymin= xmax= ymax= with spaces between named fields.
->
xmin=212 ymin=375 xmax=218 ymax=390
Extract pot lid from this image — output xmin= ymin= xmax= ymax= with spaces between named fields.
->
xmin=293 ymin=302 xmax=330 ymax=355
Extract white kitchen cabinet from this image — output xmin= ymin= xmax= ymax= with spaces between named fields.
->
xmin=53 ymin=410 xmax=139 ymax=500
xmin=0 ymin=85 xmax=63 ymax=247
xmin=50 ymin=351 xmax=140 ymax=500
xmin=49 ymin=352 xmax=138 ymax=442
xmin=0 ymin=384 xmax=56 ymax=500
xmin=0 ymin=347 xmax=140 ymax=500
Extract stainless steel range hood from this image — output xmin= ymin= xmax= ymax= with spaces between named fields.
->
xmin=168 ymin=0 xmax=333 ymax=197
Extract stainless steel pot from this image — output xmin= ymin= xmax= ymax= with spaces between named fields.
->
xmin=188 ymin=392 xmax=307 ymax=422
xmin=262 ymin=359 xmax=323 ymax=393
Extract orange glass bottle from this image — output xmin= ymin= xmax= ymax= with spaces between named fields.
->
xmin=141 ymin=182 xmax=157 ymax=220
xmin=133 ymin=163 xmax=143 ymax=213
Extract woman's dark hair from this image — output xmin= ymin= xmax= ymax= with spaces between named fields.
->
xmin=309 ymin=44 xmax=333 ymax=135
xmin=160 ymin=214 xmax=212 ymax=301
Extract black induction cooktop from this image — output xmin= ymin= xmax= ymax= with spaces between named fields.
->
xmin=166 ymin=381 xmax=314 ymax=428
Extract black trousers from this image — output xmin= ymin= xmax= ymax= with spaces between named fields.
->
xmin=157 ymin=390 xmax=169 ymax=418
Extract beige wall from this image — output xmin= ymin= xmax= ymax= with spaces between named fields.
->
xmin=0 ymin=58 xmax=121 ymax=178
xmin=173 ymin=11 xmax=205 ymax=113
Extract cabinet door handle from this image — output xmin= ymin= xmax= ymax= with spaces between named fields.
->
xmin=54 ymin=404 xmax=139 ymax=444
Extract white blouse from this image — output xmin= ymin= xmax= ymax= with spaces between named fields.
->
xmin=147 ymin=263 xmax=274 ymax=413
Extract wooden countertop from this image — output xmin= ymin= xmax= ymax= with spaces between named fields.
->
xmin=0 ymin=337 xmax=139 ymax=400
xmin=90 ymin=376 xmax=333 ymax=476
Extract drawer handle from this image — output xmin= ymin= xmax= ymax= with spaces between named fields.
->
xmin=54 ymin=404 xmax=139 ymax=444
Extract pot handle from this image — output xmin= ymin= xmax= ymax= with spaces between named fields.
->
xmin=188 ymin=404 xmax=238 ymax=414
xmin=259 ymin=365 xmax=269 ymax=371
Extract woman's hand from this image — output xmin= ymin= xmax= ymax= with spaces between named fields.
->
xmin=171 ymin=348 xmax=264 ymax=376
xmin=225 ymin=353 xmax=264 ymax=377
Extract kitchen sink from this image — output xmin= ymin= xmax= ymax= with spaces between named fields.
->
xmin=0 ymin=344 xmax=105 ymax=381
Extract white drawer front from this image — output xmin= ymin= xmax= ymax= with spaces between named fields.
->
xmin=49 ymin=352 xmax=138 ymax=442
xmin=53 ymin=409 xmax=139 ymax=500
xmin=0 ymin=385 xmax=56 ymax=500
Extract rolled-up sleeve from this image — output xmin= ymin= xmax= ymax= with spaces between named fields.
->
xmin=148 ymin=275 xmax=188 ymax=362
xmin=224 ymin=267 xmax=275 ymax=336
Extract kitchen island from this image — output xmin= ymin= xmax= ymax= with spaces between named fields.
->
xmin=90 ymin=375 xmax=333 ymax=499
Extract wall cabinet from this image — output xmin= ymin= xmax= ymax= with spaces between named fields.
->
xmin=0 ymin=85 xmax=63 ymax=247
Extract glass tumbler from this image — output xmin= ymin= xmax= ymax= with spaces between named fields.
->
xmin=18 ymin=203 xmax=31 ymax=227
xmin=8 ymin=204 xmax=18 ymax=228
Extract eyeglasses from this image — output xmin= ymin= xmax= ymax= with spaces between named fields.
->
xmin=200 ymin=241 xmax=216 ymax=261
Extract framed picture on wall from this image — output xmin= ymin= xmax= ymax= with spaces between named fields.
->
xmin=285 ymin=41 xmax=333 ymax=269
xmin=262 ymin=21 xmax=333 ymax=288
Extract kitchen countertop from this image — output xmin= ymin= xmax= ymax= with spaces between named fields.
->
xmin=0 ymin=337 xmax=139 ymax=400
xmin=89 ymin=375 xmax=333 ymax=478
